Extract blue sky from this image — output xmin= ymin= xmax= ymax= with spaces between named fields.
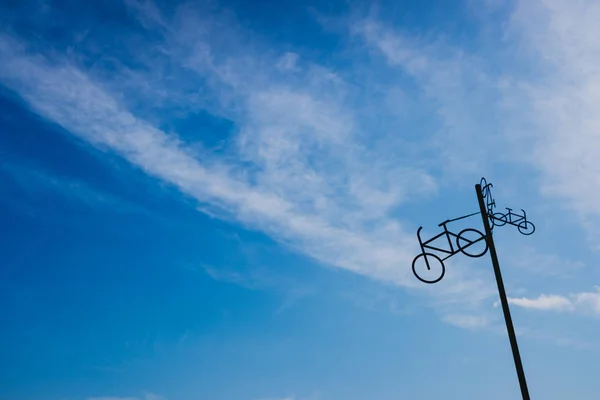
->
xmin=1 ymin=0 xmax=600 ymax=399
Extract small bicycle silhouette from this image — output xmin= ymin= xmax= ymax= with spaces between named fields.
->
xmin=490 ymin=207 xmax=535 ymax=235
xmin=412 ymin=213 xmax=489 ymax=284
xmin=480 ymin=177 xmax=497 ymax=222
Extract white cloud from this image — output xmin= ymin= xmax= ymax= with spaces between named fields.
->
xmin=276 ymin=52 xmax=300 ymax=71
xmin=572 ymin=287 xmax=600 ymax=315
xmin=354 ymin=18 xmax=502 ymax=180
xmin=5 ymin=0 xmax=600 ymax=328
xmin=356 ymin=0 xmax=600 ymax=251
xmin=507 ymin=294 xmax=574 ymax=312
xmin=0 ymin=33 xmax=424 ymax=291
xmin=0 ymin=6 xmax=497 ymax=315
xmin=507 ymin=287 xmax=600 ymax=316
xmin=504 ymin=0 xmax=600 ymax=246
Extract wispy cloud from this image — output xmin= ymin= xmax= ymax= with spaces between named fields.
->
xmin=0 ymin=161 xmax=146 ymax=216
xmin=359 ymin=0 xmax=600 ymax=251
xmin=353 ymin=16 xmax=503 ymax=180
xmin=502 ymin=243 xmax=585 ymax=278
xmin=0 ymin=2 xmax=493 ymax=315
xmin=517 ymin=327 xmax=597 ymax=351
xmin=504 ymin=0 xmax=600 ymax=247
xmin=2 ymin=0 xmax=599 ymax=330
xmin=0 ymin=26 xmax=421 ymax=287
xmin=442 ymin=313 xmax=490 ymax=330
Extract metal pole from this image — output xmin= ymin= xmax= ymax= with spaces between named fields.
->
xmin=475 ymin=184 xmax=531 ymax=400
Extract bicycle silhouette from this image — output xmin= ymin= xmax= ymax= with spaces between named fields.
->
xmin=490 ymin=207 xmax=535 ymax=235
xmin=412 ymin=177 xmax=536 ymax=285
xmin=412 ymin=212 xmax=488 ymax=284
xmin=480 ymin=177 xmax=496 ymax=223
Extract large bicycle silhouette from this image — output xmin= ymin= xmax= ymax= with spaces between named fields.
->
xmin=412 ymin=177 xmax=535 ymax=284
xmin=412 ymin=212 xmax=488 ymax=284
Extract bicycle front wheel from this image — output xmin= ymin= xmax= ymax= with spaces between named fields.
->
xmin=491 ymin=213 xmax=507 ymax=227
xmin=456 ymin=228 xmax=488 ymax=258
xmin=412 ymin=253 xmax=445 ymax=284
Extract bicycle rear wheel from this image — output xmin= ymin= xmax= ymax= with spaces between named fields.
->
xmin=412 ymin=253 xmax=445 ymax=284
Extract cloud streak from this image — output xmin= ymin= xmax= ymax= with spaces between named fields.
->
xmin=2 ymin=0 xmax=599 ymax=329
xmin=0 ymin=18 xmax=432 ymax=294
xmin=506 ymin=0 xmax=600 ymax=247
xmin=507 ymin=287 xmax=600 ymax=316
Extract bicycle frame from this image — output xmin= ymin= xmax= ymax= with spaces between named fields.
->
xmin=494 ymin=207 xmax=528 ymax=226
xmin=415 ymin=211 xmax=485 ymax=272
xmin=416 ymin=214 xmax=479 ymax=259
xmin=506 ymin=208 xmax=527 ymax=224
xmin=480 ymin=179 xmax=496 ymax=215
xmin=416 ymin=225 xmax=459 ymax=262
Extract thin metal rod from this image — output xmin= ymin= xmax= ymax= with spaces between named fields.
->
xmin=443 ymin=211 xmax=481 ymax=224
xmin=475 ymin=184 xmax=531 ymax=400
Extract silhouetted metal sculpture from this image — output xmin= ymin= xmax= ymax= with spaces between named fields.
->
xmin=412 ymin=177 xmax=533 ymax=400
xmin=412 ymin=211 xmax=487 ymax=284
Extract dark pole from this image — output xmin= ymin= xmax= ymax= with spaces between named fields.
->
xmin=475 ymin=184 xmax=531 ymax=400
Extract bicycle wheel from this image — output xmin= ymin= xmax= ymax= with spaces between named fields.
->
xmin=480 ymin=177 xmax=490 ymax=191
xmin=480 ymin=178 xmax=493 ymax=197
xmin=491 ymin=213 xmax=507 ymax=227
xmin=412 ymin=253 xmax=445 ymax=284
xmin=456 ymin=228 xmax=488 ymax=258
xmin=518 ymin=220 xmax=535 ymax=235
